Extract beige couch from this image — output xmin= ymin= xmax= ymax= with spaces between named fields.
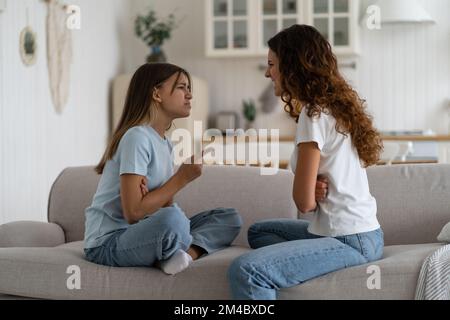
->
xmin=0 ymin=164 xmax=449 ymax=300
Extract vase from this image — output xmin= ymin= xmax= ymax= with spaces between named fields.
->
xmin=146 ymin=46 xmax=167 ymax=63
xmin=245 ymin=121 xmax=256 ymax=131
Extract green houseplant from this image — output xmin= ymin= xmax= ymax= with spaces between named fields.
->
xmin=134 ymin=10 xmax=178 ymax=63
xmin=243 ymin=99 xmax=257 ymax=130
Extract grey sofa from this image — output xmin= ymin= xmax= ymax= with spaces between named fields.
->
xmin=0 ymin=164 xmax=449 ymax=300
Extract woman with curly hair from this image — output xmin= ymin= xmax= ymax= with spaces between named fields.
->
xmin=228 ymin=25 xmax=385 ymax=300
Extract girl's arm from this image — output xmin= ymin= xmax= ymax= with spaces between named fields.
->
xmin=121 ymin=163 xmax=202 ymax=224
xmin=140 ymin=180 xmax=173 ymax=207
xmin=121 ymin=173 xmax=186 ymax=224
xmin=293 ymin=142 xmax=322 ymax=214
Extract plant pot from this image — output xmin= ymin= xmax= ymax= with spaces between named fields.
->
xmin=245 ymin=121 xmax=256 ymax=131
xmin=147 ymin=46 xmax=167 ymax=63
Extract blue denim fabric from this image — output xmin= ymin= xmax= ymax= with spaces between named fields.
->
xmin=228 ymin=219 xmax=384 ymax=300
xmin=84 ymin=207 xmax=242 ymax=268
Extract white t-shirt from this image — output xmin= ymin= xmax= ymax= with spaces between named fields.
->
xmin=290 ymin=108 xmax=380 ymax=237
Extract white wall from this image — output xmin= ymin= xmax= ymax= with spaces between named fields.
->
xmin=0 ymin=0 xmax=134 ymax=224
xmin=358 ymin=0 xmax=450 ymax=134
xmin=1 ymin=0 xmax=449 ymax=224
xmin=130 ymin=0 xmax=450 ymax=134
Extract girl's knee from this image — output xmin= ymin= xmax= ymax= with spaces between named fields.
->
xmin=228 ymin=255 xmax=250 ymax=282
xmin=159 ymin=207 xmax=190 ymax=228
xmin=218 ymin=208 xmax=243 ymax=228
xmin=227 ymin=253 xmax=253 ymax=285
xmin=156 ymin=207 xmax=191 ymax=241
xmin=248 ymin=220 xmax=267 ymax=238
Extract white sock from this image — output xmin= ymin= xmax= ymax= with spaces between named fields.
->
xmin=160 ymin=250 xmax=192 ymax=275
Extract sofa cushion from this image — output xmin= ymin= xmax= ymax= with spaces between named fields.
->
xmin=279 ymin=243 xmax=445 ymax=300
xmin=0 ymin=241 xmax=246 ymax=300
xmin=437 ymin=221 xmax=450 ymax=243
xmin=367 ymin=164 xmax=450 ymax=246
xmin=0 ymin=242 xmax=444 ymax=300
xmin=48 ymin=165 xmax=450 ymax=247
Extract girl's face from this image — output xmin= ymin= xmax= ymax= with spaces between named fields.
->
xmin=155 ymin=72 xmax=192 ymax=119
xmin=265 ymin=49 xmax=282 ymax=97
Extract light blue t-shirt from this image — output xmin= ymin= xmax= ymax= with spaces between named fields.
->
xmin=84 ymin=125 xmax=175 ymax=249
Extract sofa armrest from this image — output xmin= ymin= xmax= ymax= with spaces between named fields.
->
xmin=0 ymin=221 xmax=65 ymax=248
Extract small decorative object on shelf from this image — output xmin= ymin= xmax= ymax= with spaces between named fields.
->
xmin=135 ymin=9 xmax=179 ymax=63
xmin=243 ymin=99 xmax=257 ymax=130
xmin=216 ymin=111 xmax=239 ymax=134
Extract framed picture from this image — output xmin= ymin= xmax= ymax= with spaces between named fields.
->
xmin=19 ymin=26 xmax=37 ymax=66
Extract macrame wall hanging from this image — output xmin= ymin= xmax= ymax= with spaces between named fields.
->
xmin=45 ymin=0 xmax=72 ymax=114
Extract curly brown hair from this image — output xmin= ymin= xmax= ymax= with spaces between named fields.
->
xmin=268 ymin=25 xmax=383 ymax=167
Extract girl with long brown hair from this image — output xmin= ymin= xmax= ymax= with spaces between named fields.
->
xmin=84 ymin=63 xmax=242 ymax=275
xmin=228 ymin=25 xmax=384 ymax=299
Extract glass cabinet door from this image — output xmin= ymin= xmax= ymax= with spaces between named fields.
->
xmin=311 ymin=0 xmax=352 ymax=49
xmin=205 ymin=0 xmax=357 ymax=57
xmin=211 ymin=0 xmax=250 ymax=52
xmin=260 ymin=0 xmax=304 ymax=51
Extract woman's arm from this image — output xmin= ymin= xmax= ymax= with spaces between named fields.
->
xmin=293 ymin=142 xmax=322 ymax=214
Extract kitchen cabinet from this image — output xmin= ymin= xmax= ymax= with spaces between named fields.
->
xmin=308 ymin=0 xmax=360 ymax=56
xmin=205 ymin=0 xmax=360 ymax=57
xmin=382 ymin=135 xmax=450 ymax=165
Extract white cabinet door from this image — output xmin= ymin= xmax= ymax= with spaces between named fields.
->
xmin=205 ymin=0 xmax=360 ymax=57
xmin=308 ymin=0 xmax=360 ymax=55
xmin=206 ymin=0 xmax=307 ymax=57
xmin=206 ymin=0 xmax=257 ymax=57
xmin=257 ymin=0 xmax=308 ymax=54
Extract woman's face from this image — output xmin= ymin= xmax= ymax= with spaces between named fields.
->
xmin=156 ymin=72 xmax=192 ymax=119
xmin=265 ymin=49 xmax=282 ymax=97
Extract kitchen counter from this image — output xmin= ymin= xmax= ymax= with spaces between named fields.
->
xmin=381 ymin=135 xmax=450 ymax=141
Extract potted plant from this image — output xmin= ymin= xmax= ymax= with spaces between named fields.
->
xmin=243 ymin=99 xmax=257 ymax=130
xmin=134 ymin=9 xmax=178 ymax=63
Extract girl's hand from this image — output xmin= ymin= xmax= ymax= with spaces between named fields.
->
xmin=177 ymin=155 xmax=203 ymax=184
xmin=315 ymin=175 xmax=329 ymax=202
xmin=140 ymin=177 xmax=149 ymax=198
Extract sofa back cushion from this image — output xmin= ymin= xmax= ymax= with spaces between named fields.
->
xmin=48 ymin=165 xmax=297 ymax=246
xmin=48 ymin=164 xmax=450 ymax=246
xmin=367 ymin=164 xmax=450 ymax=245
xmin=48 ymin=167 xmax=101 ymax=243
xmin=174 ymin=166 xmax=297 ymax=246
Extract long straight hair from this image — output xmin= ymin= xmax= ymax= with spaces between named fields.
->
xmin=95 ymin=63 xmax=191 ymax=174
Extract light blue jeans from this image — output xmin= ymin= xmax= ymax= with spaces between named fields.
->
xmin=84 ymin=207 xmax=242 ymax=267
xmin=228 ymin=219 xmax=384 ymax=300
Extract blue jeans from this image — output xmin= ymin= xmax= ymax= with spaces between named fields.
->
xmin=84 ymin=207 xmax=242 ymax=267
xmin=228 ymin=219 xmax=384 ymax=300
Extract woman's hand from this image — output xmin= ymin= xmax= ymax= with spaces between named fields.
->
xmin=315 ymin=175 xmax=329 ymax=202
